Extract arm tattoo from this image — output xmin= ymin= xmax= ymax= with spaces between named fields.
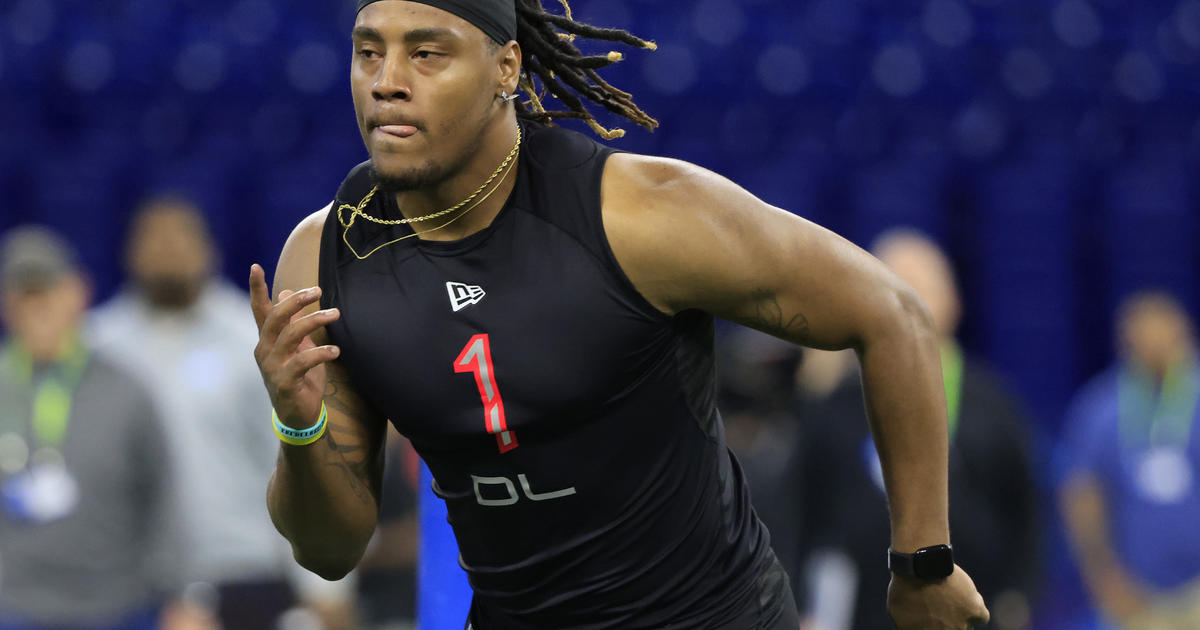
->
xmin=323 ymin=372 xmax=359 ymax=416
xmin=324 ymin=426 xmax=373 ymax=504
xmin=321 ymin=373 xmax=382 ymax=506
xmin=746 ymin=288 xmax=810 ymax=341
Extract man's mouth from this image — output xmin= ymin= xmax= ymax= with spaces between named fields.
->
xmin=375 ymin=124 xmax=419 ymax=138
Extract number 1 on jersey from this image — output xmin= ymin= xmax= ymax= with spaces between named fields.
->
xmin=454 ymin=334 xmax=518 ymax=453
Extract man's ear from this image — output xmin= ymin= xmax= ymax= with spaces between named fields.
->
xmin=497 ymin=40 xmax=522 ymax=95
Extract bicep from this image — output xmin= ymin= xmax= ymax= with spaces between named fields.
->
xmin=713 ymin=211 xmax=887 ymax=349
xmin=603 ymin=155 xmax=913 ymax=349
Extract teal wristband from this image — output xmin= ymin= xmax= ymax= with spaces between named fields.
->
xmin=272 ymin=403 xmax=328 ymax=446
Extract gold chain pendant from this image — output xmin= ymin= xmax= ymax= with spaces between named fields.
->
xmin=339 ymin=133 xmax=521 ymax=260
xmin=337 ymin=125 xmax=522 ymax=230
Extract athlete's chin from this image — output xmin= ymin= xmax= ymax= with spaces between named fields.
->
xmin=369 ymin=158 xmax=443 ymax=193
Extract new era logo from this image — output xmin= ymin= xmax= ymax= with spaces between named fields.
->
xmin=447 ymin=282 xmax=486 ymax=312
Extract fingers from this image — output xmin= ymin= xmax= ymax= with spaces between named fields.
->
xmin=275 ymin=308 xmax=341 ymax=356
xmin=966 ymin=592 xmax=990 ymax=627
xmin=258 ymin=286 xmax=324 ymax=349
xmin=281 ymin=344 xmax=342 ymax=384
xmin=249 ymin=264 xmax=272 ymax=329
xmin=888 ymin=568 xmax=991 ymax=630
xmin=954 ymin=568 xmax=989 ymax=627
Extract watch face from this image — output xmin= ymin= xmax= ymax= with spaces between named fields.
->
xmin=912 ymin=546 xmax=955 ymax=579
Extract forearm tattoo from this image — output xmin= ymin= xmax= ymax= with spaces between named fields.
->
xmin=324 ymin=427 xmax=373 ymax=505
xmin=321 ymin=373 xmax=382 ymax=506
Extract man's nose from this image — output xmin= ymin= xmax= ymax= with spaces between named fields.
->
xmin=373 ymin=54 xmax=411 ymax=101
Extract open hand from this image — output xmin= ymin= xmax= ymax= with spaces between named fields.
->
xmin=249 ymin=264 xmax=341 ymax=428
xmin=888 ymin=564 xmax=990 ymax=629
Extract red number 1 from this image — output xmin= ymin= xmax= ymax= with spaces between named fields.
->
xmin=454 ymin=334 xmax=518 ymax=453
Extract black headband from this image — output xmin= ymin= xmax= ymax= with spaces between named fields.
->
xmin=356 ymin=0 xmax=516 ymax=45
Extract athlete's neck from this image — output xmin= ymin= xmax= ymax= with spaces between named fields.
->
xmin=392 ymin=114 xmax=521 ymax=242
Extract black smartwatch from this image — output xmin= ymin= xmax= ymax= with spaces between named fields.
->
xmin=888 ymin=544 xmax=954 ymax=580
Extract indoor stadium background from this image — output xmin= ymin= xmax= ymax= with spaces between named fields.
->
xmin=1 ymin=0 xmax=1197 ymax=628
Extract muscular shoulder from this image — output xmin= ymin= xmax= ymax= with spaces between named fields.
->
xmin=601 ymin=153 xmax=781 ymax=315
xmin=602 ymin=153 xmax=718 ymax=208
xmin=274 ymin=204 xmax=332 ymax=299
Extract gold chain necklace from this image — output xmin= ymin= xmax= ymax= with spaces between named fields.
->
xmin=337 ymin=125 xmax=522 ymax=229
xmin=339 ymin=140 xmax=520 ymax=260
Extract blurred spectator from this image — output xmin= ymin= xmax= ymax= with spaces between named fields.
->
xmin=87 ymin=198 xmax=355 ymax=630
xmin=355 ymin=427 xmax=419 ymax=630
xmin=717 ymin=327 xmax=803 ymax=595
xmin=796 ymin=229 xmax=1039 ymax=630
xmin=795 ymin=348 xmax=856 ymax=401
xmin=1059 ymin=291 xmax=1200 ymax=630
xmin=0 ymin=226 xmax=199 ymax=629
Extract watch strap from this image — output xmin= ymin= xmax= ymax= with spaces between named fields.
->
xmin=888 ymin=544 xmax=955 ymax=580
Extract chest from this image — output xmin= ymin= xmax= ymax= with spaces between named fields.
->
xmin=330 ymin=215 xmax=668 ymax=451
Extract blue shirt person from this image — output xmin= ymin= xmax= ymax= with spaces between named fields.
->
xmin=1060 ymin=291 xmax=1200 ymax=630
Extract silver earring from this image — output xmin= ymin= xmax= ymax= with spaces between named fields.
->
xmin=500 ymin=91 xmax=518 ymax=102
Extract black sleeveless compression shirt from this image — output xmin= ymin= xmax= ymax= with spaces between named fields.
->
xmin=318 ymin=120 xmax=792 ymax=629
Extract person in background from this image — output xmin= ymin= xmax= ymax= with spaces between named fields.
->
xmin=0 ymin=226 xmax=198 ymax=630
xmin=1059 ymin=291 xmax=1200 ymax=630
xmin=797 ymin=229 xmax=1039 ymax=630
xmin=88 ymin=199 xmax=355 ymax=630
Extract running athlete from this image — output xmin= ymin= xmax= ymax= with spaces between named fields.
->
xmin=250 ymin=1 xmax=991 ymax=628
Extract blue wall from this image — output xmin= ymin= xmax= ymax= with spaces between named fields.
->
xmin=4 ymin=0 xmax=1196 ymax=430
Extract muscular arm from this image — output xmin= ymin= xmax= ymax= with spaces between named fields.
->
xmin=255 ymin=205 xmax=387 ymax=580
xmin=602 ymin=154 xmax=948 ymax=553
xmin=268 ymin=366 xmax=385 ymax=579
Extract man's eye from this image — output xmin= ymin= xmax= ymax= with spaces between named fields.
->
xmin=414 ymin=50 xmax=442 ymax=60
xmin=357 ymin=49 xmax=380 ymax=59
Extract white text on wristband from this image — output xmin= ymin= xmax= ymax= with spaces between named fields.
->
xmin=273 ymin=402 xmax=328 ymax=446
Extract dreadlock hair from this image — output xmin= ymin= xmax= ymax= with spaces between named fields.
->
xmin=511 ymin=0 xmax=658 ymax=140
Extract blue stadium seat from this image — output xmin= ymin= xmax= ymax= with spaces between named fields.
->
xmin=848 ymin=147 xmax=950 ymax=246
xmin=971 ymin=147 xmax=1078 ymax=422
xmin=1103 ymin=157 xmax=1198 ymax=316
